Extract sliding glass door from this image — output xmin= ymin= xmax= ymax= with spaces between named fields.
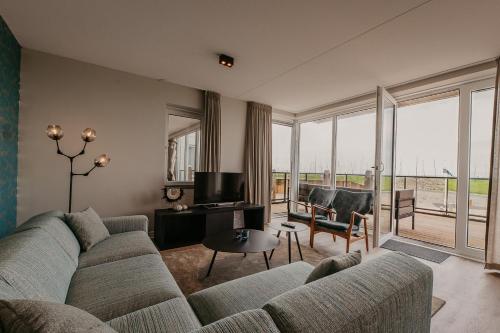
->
xmin=395 ymin=91 xmax=460 ymax=248
xmin=467 ymin=88 xmax=495 ymax=250
xmin=374 ymin=87 xmax=397 ymax=246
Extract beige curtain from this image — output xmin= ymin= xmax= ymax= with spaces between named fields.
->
xmin=201 ymin=91 xmax=221 ymax=172
xmin=486 ymin=58 xmax=500 ymax=270
xmin=244 ymin=102 xmax=272 ymax=223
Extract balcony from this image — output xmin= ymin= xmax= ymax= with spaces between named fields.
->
xmin=271 ymin=172 xmax=486 ymax=249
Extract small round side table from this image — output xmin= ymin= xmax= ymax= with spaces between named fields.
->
xmin=269 ymin=221 xmax=309 ymax=264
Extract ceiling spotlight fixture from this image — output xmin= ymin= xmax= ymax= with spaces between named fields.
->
xmin=219 ymin=54 xmax=234 ymax=68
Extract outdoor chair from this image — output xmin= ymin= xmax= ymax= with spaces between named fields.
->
xmin=310 ymin=189 xmax=373 ymax=252
xmin=287 ymin=187 xmax=336 ymax=226
xmin=395 ymin=189 xmax=416 ymax=235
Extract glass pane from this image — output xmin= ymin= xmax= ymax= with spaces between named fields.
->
xmin=272 ymin=123 xmax=292 ymax=216
xmin=395 ymin=92 xmax=459 ymax=248
xmin=380 ymin=97 xmax=395 ymax=236
xmin=167 ymin=114 xmax=200 ymax=182
xmin=336 ymin=110 xmax=376 ymax=190
xmin=468 ymin=88 xmax=494 ymax=249
xmin=298 ymin=118 xmax=332 ymax=209
xmin=336 ymin=109 xmax=375 ymax=235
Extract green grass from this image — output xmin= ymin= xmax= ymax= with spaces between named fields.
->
xmin=273 ymin=172 xmax=490 ymax=195
xmin=447 ymin=179 xmax=489 ymax=195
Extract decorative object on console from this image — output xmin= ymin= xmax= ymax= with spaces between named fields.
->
xmin=163 ymin=186 xmax=184 ymax=202
xmin=162 ymin=182 xmax=194 ymax=210
xmin=46 ymin=124 xmax=110 ymax=212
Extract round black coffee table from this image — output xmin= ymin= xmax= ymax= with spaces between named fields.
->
xmin=202 ymin=229 xmax=280 ymax=277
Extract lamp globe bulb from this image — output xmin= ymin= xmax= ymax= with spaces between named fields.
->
xmin=46 ymin=125 xmax=64 ymax=140
xmin=81 ymin=128 xmax=97 ymax=142
xmin=94 ymin=154 xmax=110 ymax=167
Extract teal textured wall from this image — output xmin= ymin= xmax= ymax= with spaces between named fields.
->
xmin=0 ymin=17 xmax=20 ymax=238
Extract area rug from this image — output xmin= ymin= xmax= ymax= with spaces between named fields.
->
xmin=160 ymin=238 xmax=325 ymax=295
xmin=381 ymin=239 xmax=451 ymax=263
xmin=432 ymin=296 xmax=446 ymax=317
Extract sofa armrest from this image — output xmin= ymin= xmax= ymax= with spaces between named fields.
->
xmin=102 ymin=215 xmax=148 ymax=234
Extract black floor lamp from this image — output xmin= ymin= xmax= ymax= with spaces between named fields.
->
xmin=46 ymin=125 xmax=110 ymax=212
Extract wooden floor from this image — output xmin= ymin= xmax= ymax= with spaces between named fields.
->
xmin=271 ymin=216 xmax=500 ymax=333
xmin=272 ymin=203 xmax=486 ymax=249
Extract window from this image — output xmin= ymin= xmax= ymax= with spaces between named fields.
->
xmin=166 ymin=114 xmax=200 ymax=182
xmin=298 ymin=119 xmax=332 ymax=203
xmin=336 ymin=110 xmax=376 ymax=189
xmin=271 ymin=123 xmax=292 ymax=215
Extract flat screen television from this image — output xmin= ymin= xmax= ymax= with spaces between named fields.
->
xmin=194 ymin=172 xmax=244 ymax=205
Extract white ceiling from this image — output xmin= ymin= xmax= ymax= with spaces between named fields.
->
xmin=2 ymin=0 xmax=500 ymax=113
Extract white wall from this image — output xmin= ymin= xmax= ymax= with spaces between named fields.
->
xmin=17 ymin=50 xmax=247 ymax=225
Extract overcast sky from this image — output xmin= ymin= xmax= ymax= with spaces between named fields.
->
xmin=272 ymin=88 xmax=494 ymax=178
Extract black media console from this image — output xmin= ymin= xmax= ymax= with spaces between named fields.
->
xmin=154 ymin=204 xmax=265 ymax=250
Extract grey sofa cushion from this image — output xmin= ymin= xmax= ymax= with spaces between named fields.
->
xmin=65 ymin=207 xmax=110 ymax=251
xmin=16 ymin=210 xmax=81 ymax=265
xmin=0 ymin=299 xmax=116 ymax=333
xmin=78 ymin=231 xmax=159 ymax=269
xmin=188 ymin=261 xmax=313 ymax=325
xmin=0 ymin=228 xmax=77 ymax=303
xmin=191 ymin=309 xmax=281 ymax=333
xmin=66 ymin=254 xmax=183 ymax=321
xmin=288 ymin=211 xmax=327 ymax=222
xmin=305 ymin=251 xmax=361 ymax=283
xmin=316 ymin=220 xmax=359 ymax=232
xmin=108 ymin=297 xmax=201 ymax=333
xmin=263 ymin=252 xmax=433 ymax=333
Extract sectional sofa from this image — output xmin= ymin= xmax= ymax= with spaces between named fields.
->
xmin=0 ymin=211 xmax=433 ymax=332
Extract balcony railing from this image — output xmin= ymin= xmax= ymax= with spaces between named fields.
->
xmin=271 ymin=171 xmax=488 ymax=220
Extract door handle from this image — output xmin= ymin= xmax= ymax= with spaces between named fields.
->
xmin=371 ymin=163 xmax=385 ymax=172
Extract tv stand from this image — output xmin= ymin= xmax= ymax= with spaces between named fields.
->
xmin=154 ymin=203 xmax=264 ymax=250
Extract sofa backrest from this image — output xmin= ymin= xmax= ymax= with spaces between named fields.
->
xmin=0 ymin=279 xmax=23 ymax=300
xmin=15 ymin=210 xmax=81 ymax=265
xmin=262 ymin=252 xmax=433 ymax=333
xmin=0 ymin=227 xmax=78 ymax=303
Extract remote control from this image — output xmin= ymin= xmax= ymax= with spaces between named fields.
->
xmin=281 ymin=222 xmax=296 ymax=229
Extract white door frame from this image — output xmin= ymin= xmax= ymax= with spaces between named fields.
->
xmin=374 ymin=87 xmax=398 ymax=247
xmin=454 ymin=79 xmax=495 ymax=259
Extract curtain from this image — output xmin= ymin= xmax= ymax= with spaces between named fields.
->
xmin=244 ymin=102 xmax=272 ymax=223
xmin=486 ymin=58 xmax=500 ymax=270
xmin=201 ymin=91 xmax=221 ymax=172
